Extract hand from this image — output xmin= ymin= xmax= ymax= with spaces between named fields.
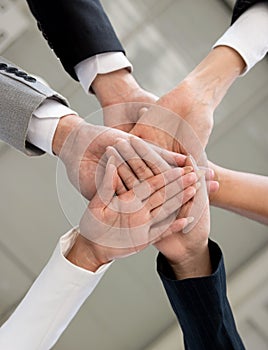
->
xmin=67 ymin=138 xmax=198 ymax=271
xmin=131 ymin=46 xmax=246 ymax=153
xmin=52 ymin=115 xmax=185 ymax=201
xmin=78 ymin=156 xmax=198 ymax=265
xmin=92 ymin=68 xmax=157 ymax=132
xmin=153 ymin=154 xmax=219 ymax=279
xmin=128 ymin=83 xmax=212 ymax=164
xmin=154 ymin=175 xmax=212 ymax=280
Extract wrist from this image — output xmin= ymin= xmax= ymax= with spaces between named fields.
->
xmin=168 ymin=244 xmax=212 ymax=280
xmin=66 ymin=234 xmax=110 ymax=272
xmin=91 ymin=68 xmax=141 ymax=107
xmin=185 ymin=46 xmax=246 ymax=110
xmin=52 ymin=114 xmax=84 ymax=156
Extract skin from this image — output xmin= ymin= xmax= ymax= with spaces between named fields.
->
xmin=67 ymin=139 xmax=199 ymax=271
xmin=55 ymin=46 xmax=250 ymax=278
xmin=209 ymin=161 xmax=268 ymax=225
xmin=86 ymin=46 xmax=251 ymax=278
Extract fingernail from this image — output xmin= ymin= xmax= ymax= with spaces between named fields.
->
xmin=182 ymin=217 xmax=195 ymax=234
xmin=196 ymin=169 xmax=206 ymax=178
xmin=138 ymin=107 xmax=149 ymax=118
xmin=195 ymin=181 xmax=201 ymax=190
xmin=186 ymin=216 xmax=194 ymax=224
xmin=183 ymin=166 xmax=193 ymax=174
xmin=209 ymin=168 xmax=215 ymax=179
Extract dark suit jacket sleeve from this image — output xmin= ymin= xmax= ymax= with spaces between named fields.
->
xmin=26 ymin=0 xmax=125 ymax=80
xmin=231 ymin=0 xmax=268 ymax=24
xmin=157 ymin=240 xmax=245 ymax=350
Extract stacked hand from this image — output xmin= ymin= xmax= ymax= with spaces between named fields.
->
xmin=53 ymin=115 xmax=185 ymax=201
xmin=79 ymin=156 xmax=196 ymax=263
xmin=67 ymin=137 xmax=200 ymax=270
xmin=154 ymin=157 xmax=212 ymax=279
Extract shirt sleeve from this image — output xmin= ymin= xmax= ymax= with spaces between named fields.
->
xmin=0 ymin=229 xmax=112 ymax=350
xmin=213 ymin=2 xmax=268 ymax=75
xmin=27 ymin=51 xmax=133 ymax=154
xmin=75 ymin=52 xmax=133 ymax=94
xmin=157 ymin=240 xmax=245 ymax=350
xmin=26 ymin=98 xmax=77 ymax=155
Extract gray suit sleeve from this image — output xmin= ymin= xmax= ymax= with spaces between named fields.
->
xmin=0 ymin=57 xmax=69 ymax=156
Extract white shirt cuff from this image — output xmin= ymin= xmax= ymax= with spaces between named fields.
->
xmin=0 ymin=229 xmax=112 ymax=350
xmin=27 ymin=99 xmax=77 ymax=155
xmin=75 ymin=52 xmax=133 ymax=94
xmin=213 ymin=2 xmax=268 ymax=75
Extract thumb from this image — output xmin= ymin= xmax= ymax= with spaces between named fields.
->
xmin=130 ymin=107 xmax=149 ymax=136
xmin=138 ymin=106 xmax=149 ymax=118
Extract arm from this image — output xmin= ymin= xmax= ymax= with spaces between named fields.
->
xmin=209 ymin=162 xmax=268 ymax=225
xmin=131 ymin=45 xmax=245 ymax=151
xmin=0 ymin=55 xmax=183 ymax=203
xmin=0 ymin=57 xmax=69 ymax=155
xmin=0 ymin=140 xmax=197 ymax=349
xmin=157 ymin=240 xmax=245 ymax=350
xmin=231 ymin=0 xmax=267 ymax=23
xmin=131 ymin=2 xmax=268 ymax=151
xmin=154 ymin=181 xmax=245 ymax=349
xmin=0 ymin=229 xmax=112 ymax=350
xmin=26 ymin=0 xmax=156 ymax=129
xmin=25 ymin=0 xmax=124 ymax=80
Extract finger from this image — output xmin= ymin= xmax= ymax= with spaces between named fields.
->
xmin=197 ymin=166 xmax=215 ymax=181
xmin=92 ymin=156 xmax=117 ymax=207
xmin=182 ymin=180 xmax=209 ymax=234
xmin=185 ymin=154 xmax=198 ymax=170
xmin=151 ymin=143 xmax=187 ymax=168
xmin=151 ymin=185 xmax=197 ymax=224
xmin=114 ymin=138 xmax=154 ymax=181
xmin=138 ymin=106 xmax=149 ymax=118
xmin=132 ymin=167 xmax=188 ymax=201
xmin=106 ymin=146 xmax=133 ymax=194
xmin=208 ymin=180 xmax=219 ymax=193
xmin=170 ymin=216 xmax=195 ymax=233
xmin=130 ymin=137 xmax=171 ymax=174
xmin=149 ymin=216 xmax=195 ymax=244
xmin=145 ymin=172 xmax=197 ymax=211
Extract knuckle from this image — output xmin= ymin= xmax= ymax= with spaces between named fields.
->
xmin=135 ymin=164 xmax=148 ymax=176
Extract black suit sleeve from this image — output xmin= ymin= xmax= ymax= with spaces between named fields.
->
xmin=26 ymin=0 xmax=124 ymax=80
xmin=157 ymin=240 xmax=245 ymax=350
xmin=232 ymin=0 xmax=268 ymax=24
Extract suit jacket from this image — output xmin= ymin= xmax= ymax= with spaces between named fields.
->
xmin=0 ymin=57 xmax=68 ymax=155
xmin=1 ymin=1 xmax=123 ymax=154
xmin=232 ymin=0 xmax=268 ymax=23
xmin=26 ymin=0 xmax=124 ymax=80
xmin=157 ymin=240 xmax=245 ymax=350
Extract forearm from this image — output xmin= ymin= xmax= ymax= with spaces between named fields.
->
xmin=167 ymin=243 xmax=212 ymax=280
xmin=157 ymin=240 xmax=245 ymax=350
xmin=0 ymin=230 xmax=111 ymax=350
xmin=26 ymin=0 xmax=124 ymax=80
xmin=0 ymin=57 xmax=69 ymax=156
xmin=183 ymin=46 xmax=246 ymax=111
xmin=92 ymin=68 xmax=141 ymax=106
xmin=209 ymin=162 xmax=268 ymax=224
xmin=52 ymin=114 xmax=83 ymax=156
